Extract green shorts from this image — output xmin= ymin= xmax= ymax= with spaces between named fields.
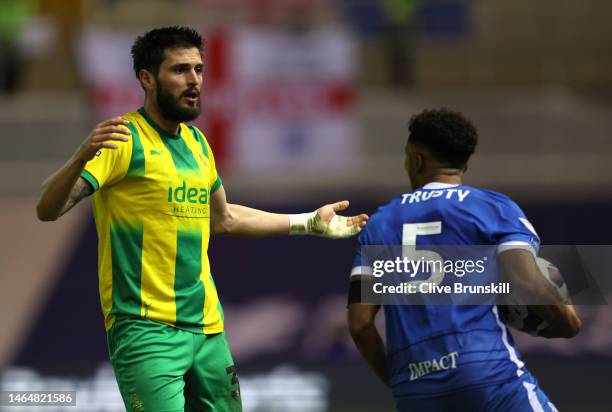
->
xmin=107 ymin=317 xmax=242 ymax=412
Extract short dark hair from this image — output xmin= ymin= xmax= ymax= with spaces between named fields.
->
xmin=131 ymin=26 xmax=203 ymax=78
xmin=408 ymin=108 xmax=478 ymax=167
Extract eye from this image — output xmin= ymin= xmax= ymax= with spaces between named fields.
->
xmin=174 ymin=67 xmax=186 ymax=74
xmin=195 ymin=66 xmax=203 ymax=74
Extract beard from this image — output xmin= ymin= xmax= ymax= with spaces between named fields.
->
xmin=156 ymin=80 xmax=200 ymax=123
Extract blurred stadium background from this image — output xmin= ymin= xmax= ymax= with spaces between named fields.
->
xmin=1 ymin=0 xmax=612 ymax=411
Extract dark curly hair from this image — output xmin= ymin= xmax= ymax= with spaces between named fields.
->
xmin=131 ymin=26 xmax=202 ymax=78
xmin=408 ymin=108 xmax=478 ymax=167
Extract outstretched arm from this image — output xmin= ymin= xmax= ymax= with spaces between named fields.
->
xmin=210 ymin=185 xmax=288 ymax=236
xmin=210 ymin=184 xmax=368 ymax=237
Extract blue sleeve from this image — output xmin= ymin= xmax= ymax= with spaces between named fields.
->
xmin=351 ymin=225 xmax=372 ymax=276
xmin=490 ymin=197 xmax=540 ymax=252
xmin=351 ymin=214 xmax=380 ymax=276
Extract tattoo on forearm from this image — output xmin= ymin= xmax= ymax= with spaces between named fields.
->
xmin=60 ymin=178 xmax=93 ymax=216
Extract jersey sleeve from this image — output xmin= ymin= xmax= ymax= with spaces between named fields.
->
xmin=351 ymin=228 xmax=373 ymax=277
xmin=351 ymin=213 xmax=381 ymax=277
xmin=190 ymin=126 xmax=222 ymax=194
xmin=80 ymin=124 xmax=132 ymax=192
xmin=491 ymin=197 xmax=540 ymax=255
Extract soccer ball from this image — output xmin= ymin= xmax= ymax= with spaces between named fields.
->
xmin=498 ymin=257 xmax=570 ymax=335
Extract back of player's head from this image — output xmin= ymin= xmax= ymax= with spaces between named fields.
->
xmin=408 ymin=108 xmax=478 ymax=168
xmin=131 ymin=26 xmax=203 ymax=78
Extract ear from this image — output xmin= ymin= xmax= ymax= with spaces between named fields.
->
xmin=415 ymin=152 xmax=424 ymax=172
xmin=139 ymin=69 xmax=155 ymax=92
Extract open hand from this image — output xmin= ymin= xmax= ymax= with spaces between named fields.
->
xmin=312 ymin=200 xmax=369 ymax=238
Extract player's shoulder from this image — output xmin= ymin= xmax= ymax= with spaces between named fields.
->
xmin=180 ymin=122 xmax=209 ymax=141
xmin=116 ymin=111 xmax=146 ymax=140
xmin=363 ymin=195 xmax=405 ymax=230
xmin=357 ymin=197 xmax=400 ymax=244
xmin=123 ymin=109 xmax=165 ymax=132
xmin=465 ymin=187 xmax=531 ymax=229
xmin=374 ymin=194 xmax=405 ymax=218
xmin=184 ymin=123 xmax=212 ymax=151
xmin=465 ymin=186 xmax=520 ymax=208
xmin=121 ymin=110 xmax=142 ymax=125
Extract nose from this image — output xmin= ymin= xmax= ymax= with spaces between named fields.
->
xmin=186 ymin=68 xmax=201 ymax=87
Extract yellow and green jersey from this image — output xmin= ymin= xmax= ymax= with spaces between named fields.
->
xmin=81 ymin=108 xmax=224 ymax=334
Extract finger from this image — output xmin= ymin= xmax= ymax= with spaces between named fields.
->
xmin=92 ymin=133 xmax=130 ymax=142
xmin=331 ymin=200 xmax=349 ymax=212
xmin=356 ymin=214 xmax=369 ymax=228
xmin=93 ymin=141 xmax=119 ymax=150
xmin=95 ymin=125 xmax=131 ymax=136
xmin=97 ymin=117 xmax=129 ymax=128
xmin=92 ymin=133 xmax=129 ymax=142
xmin=347 ymin=214 xmax=369 ymax=227
xmin=92 ymin=135 xmax=128 ymax=143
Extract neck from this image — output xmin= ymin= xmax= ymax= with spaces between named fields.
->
xmin=143 ymin=100 xmax=180 ymax=135
xmin=412 ymin=169 xmax=463 ymax=190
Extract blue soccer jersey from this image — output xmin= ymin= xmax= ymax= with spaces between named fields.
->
xmin=351 ymin=182 xmax=541 ymax=399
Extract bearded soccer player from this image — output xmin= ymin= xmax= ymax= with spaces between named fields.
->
xmin=36 ymin=27 xmax=367 ymax=412
xmin=347 ymin=109 xmax=581 ymax=411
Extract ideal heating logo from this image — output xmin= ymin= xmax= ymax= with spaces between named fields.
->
xmin=168 ymin=180 xmax=208 ymax=205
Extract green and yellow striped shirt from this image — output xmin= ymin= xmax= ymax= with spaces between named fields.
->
xmin=81 ymin=108 xmax=224 ymax=334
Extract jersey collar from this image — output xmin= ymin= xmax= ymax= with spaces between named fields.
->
xmin=138 ymin=107 xmax=182 ymax=139
xmin=422 ymin=182 xmax=460 ymax=189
